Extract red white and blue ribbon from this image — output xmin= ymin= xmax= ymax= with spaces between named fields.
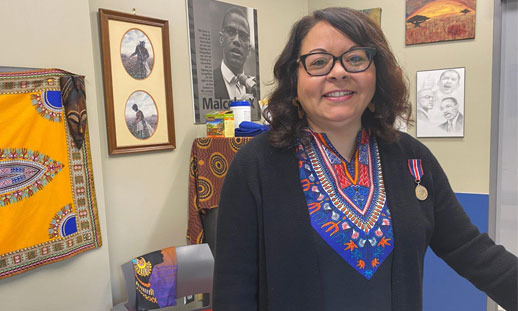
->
xmin=408 ymin=159 xmax=423 ymax=182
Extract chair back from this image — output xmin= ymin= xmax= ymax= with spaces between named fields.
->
xmin=114 ymin=243 xmax=213 ymax=311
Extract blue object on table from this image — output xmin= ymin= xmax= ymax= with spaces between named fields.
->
xmin=235 ymin=121 xmax=270 ymax=137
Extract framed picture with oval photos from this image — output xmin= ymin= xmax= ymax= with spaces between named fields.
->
xmin=99 ymin=9 xmax=175 ymax=155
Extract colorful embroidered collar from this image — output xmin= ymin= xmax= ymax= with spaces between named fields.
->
xmin=296 ymin=129 xmax=394 ymax=279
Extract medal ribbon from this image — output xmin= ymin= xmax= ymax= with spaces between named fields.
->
xmin=408 ymin=159 xmax=423 ymax=182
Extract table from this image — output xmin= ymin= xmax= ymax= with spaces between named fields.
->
xmin=187 ymin=137 xmax=252 ymax=245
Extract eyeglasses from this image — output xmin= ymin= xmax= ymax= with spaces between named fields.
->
xmin=298 ymin=47 xmax=376 ymax=76
xmin=222 ymin=26 xmax=250 ymax=43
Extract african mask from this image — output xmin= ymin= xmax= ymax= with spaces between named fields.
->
xmin=60 ymin=75 xmax=87 ymax=149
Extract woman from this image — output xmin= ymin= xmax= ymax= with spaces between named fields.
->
xmin=132 ymin=104 xmax=151 ymax=139
xmin=213 ymin=7 xmax=517 ymax=311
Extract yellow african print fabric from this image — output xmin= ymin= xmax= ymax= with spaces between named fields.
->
xmin=0 ymin=69 xmax=101 ymax=279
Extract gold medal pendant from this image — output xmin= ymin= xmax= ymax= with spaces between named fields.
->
xmin=415 ymin=184 xmax=428 ymax=201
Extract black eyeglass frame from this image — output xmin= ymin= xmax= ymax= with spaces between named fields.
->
xmin=222 ymin=26 xmax=250 ymax=43
xmin=298 ymin=47 xmax=377 ymax=76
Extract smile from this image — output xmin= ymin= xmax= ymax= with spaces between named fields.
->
xmin=323 ymin=91 xmax=354 ymax=97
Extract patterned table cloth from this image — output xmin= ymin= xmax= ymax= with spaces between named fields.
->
xmin=187 ymin=137 xmax=252 ymax=244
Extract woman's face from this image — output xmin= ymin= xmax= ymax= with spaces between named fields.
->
xmin=296 ymin=21 xmax=376 ymax=134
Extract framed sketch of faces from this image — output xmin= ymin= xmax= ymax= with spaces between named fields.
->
xmin=416 ymin=67 xmax=465 ymax=138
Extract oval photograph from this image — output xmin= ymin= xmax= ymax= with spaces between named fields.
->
xmin=125 ymin=91 xmax=158 ymax=139
xmin=120 ymin=28 xmax=154 ymax=80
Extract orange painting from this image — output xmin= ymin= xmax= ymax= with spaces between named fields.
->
xmin=406 ymin=0 xmax=476 ymax=45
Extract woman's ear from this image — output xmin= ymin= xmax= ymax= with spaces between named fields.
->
xmin=292 ymin=98 xmax=305 ymax=119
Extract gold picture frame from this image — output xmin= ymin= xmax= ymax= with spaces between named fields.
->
xmin=99 ymin=9 xmax=175 ymax=155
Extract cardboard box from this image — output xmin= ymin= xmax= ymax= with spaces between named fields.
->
xmin=206 ymin=110 xmax=235 ymax=137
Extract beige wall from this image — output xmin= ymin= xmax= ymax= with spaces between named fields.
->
xmin=0 ymin=1 xmax=112 ymax=310
xmin=309 ymin=0 xmax=494 ymax=194
xmin=0 ymin=0 xmax=494 ymax=310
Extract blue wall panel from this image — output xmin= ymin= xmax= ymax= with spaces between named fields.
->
xmin=423 ymin=193 xmax=489 ymax=311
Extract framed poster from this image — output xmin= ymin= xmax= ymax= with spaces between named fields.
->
xmin=416 ymin=67 xmax=465 ymax=138
xmin=406 ymin=0 xmax=476 ymax=45
xmin=188 ymin=0 xmax=261 ymax=123
xmin=99 ymin=9 xmax=175 ymax=155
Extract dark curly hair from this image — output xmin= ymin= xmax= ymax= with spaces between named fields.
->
xmin=264 ymin=7 xmax=411 ymax=149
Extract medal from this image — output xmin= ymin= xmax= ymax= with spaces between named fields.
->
xmin=415 ymin=183 xmax=428 ymax=201
xmin=408 ymin=159 xmax=428 ymax=201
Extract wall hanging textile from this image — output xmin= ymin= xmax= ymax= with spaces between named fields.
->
xmin=0 ymin=68 xmax=102 ymax=279
xmin=188 ymin=137 xmax=251 ymax=244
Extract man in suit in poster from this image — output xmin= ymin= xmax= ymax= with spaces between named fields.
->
xmin=213 ymin=8 xmax=257 ymax=100
xmin=438 ymin=97 xmax=464 ymax=135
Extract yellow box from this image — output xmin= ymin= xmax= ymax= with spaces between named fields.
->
xmin=206 ymin=111 xmax=234 ymax=137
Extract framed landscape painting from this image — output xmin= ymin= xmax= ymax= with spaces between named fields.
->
xmin=359 ymin=8 xmax=382 ymax=27
xmin=406 ymin=0 xmax=476 ymax=45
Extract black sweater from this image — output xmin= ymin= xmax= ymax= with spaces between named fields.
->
xmin=213 ymin=132 xmax=517 ymax=311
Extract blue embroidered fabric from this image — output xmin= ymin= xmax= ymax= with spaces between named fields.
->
xmin=296 ymin=129 xmax=394 ymax=279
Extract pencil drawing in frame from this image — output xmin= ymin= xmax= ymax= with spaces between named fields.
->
xmin=99 ymin=9 xmax=175 ymax=155
xmin=416 ymin=67 xmax=465 ymax=138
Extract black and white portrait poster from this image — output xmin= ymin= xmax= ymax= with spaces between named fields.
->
xmin=416 ymin=67 xmax=465 ymax=138
xmin=188 ymin=0 xmax=261 ymax=123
